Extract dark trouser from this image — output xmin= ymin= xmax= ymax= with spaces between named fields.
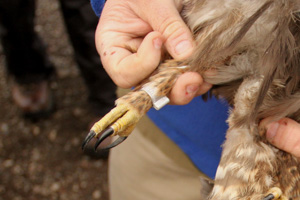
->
xmin=0 ymin=0 xmax=116 ymax=116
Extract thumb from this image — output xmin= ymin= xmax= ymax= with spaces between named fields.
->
xmin=264 ymin=118 xmax=300 ymax=158
xmin=169 ymin=72 xmax=212 ymax=105
xmin=138 ymin=0 xmax=195 ymax=60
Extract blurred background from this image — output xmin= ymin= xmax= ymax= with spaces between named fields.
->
xmin=0 ymin=0 xmax=109 ymax=199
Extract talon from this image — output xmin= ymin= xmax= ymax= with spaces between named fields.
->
xmin=82 ymin=92 xmax=149 ymax=151
xmin=101 ymin=136 xmax=127 ymax=150
xmin=263 ymin=187 xmax=284 ymax=200
xmin=82 ymin=130 xmax=96 ymax=150
xmin=263 ymin=194 xmax=275 ymax=200
xmin=94 ymin=127 xmax=114 ymax=151
xmin=94 ymin=127 xmax=127 ymax=151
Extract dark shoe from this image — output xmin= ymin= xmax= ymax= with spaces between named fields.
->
xmin=11 ymin=80 xmax=54 ymax=119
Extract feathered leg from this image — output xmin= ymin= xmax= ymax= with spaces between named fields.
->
xmin=209 ymin=77 xmax=288 ymax=200
xmin=82 ymin=60 xmax=188 ymax=150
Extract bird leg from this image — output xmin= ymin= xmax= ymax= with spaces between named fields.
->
xmin=263 ymin=187 xmax=287 ymax=200
xmin=82 ymin=61 xmax=188 ymax=150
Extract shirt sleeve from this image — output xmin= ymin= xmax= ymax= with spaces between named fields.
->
xmin=90 ymin=0 xmax=106 ymax=17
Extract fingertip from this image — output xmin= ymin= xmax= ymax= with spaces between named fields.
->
xmin=265 ymin=118 xmax=300 ymax=158
xmin=139 ymin=31 xmax=164 ymax=59
xmin=265 ymin=121 xmax=280 ymax=142
xmin=169 ymin=72 xmax=203 ymax=105
xmin=165 ymin=31 xmax=195 ymax=60
xmin=161 ymin=19 xmax=195 ymax=60
xmin=265 ymin=118 xmax=290 ymax=144
xmin=136 ymin=31 xmax=163 ymax=72
xmin=153 ymin=37 xmax=163 ymax=50
xmin=173 ymin=39 xmax=195 ymax=59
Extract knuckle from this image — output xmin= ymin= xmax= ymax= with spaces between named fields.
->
xmin=158 ymin=18 xmax=186 ymax=40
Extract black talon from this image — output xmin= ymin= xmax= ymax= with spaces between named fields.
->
xmin=82 ymin=130 xmax=96 ymax=150
xmin=94 ymin=127 xmax=128 ymax=151
xmin=94 ymin=127 xmax=114 ymax=151
xmin=102 ymin=136 xmax=127 ymax=150
xmin=263 ymin=194 xmax=275 ymax=200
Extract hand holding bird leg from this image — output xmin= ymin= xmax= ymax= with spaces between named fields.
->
xmin=82 ymin=63 xmax=188 ymax=150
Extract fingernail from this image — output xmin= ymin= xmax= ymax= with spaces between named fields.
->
xmin=153 ymin=38 xmax=162 ymax=49
xmin=186 ymin=84 xmax=199 ymax=95
xmin=175 ymin=40 xmax=192 ymax=56
xmin=266 ymin=122 xmax=279 ymax=141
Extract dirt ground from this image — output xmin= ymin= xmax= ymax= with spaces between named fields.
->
xmin=0 ymin=0 xmax=110 ymax=199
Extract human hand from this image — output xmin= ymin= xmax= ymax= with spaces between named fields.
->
xmin=261 ymin=118 xmax=300 ymax=158
xmin=95 ymin=0 xmax=212 ymax=105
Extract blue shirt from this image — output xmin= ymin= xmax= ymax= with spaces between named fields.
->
xmin=148 ymin=97 xmax=228 ymax=178
xmin=90 ymin=0 xmax=105 ymax=17
xmin=90 ymin=0 xmax=229 ymax=179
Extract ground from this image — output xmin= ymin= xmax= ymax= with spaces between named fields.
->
xmin=0 ymin=0 xmax=109 ymax=199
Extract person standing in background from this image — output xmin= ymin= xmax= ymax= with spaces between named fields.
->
xmin=0 ymin=0 xmax=116 ymax=121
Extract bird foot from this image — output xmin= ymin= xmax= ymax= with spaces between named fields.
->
xmin=82 ymin=90 xmax=153 ymax=151
xmin=82 ymin=104 xmax=140 ymax=150
xmin=263 ymin=187 xmax=287 ymax=200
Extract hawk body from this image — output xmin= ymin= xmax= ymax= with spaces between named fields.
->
xmin=181 ymin=1 xmax=300 ymax=199
xmin=88 ymin=0 xmax=300 ymax=199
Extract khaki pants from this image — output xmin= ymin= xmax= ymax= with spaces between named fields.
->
xmin=109 ymin=116 xmax=208 ymax=200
